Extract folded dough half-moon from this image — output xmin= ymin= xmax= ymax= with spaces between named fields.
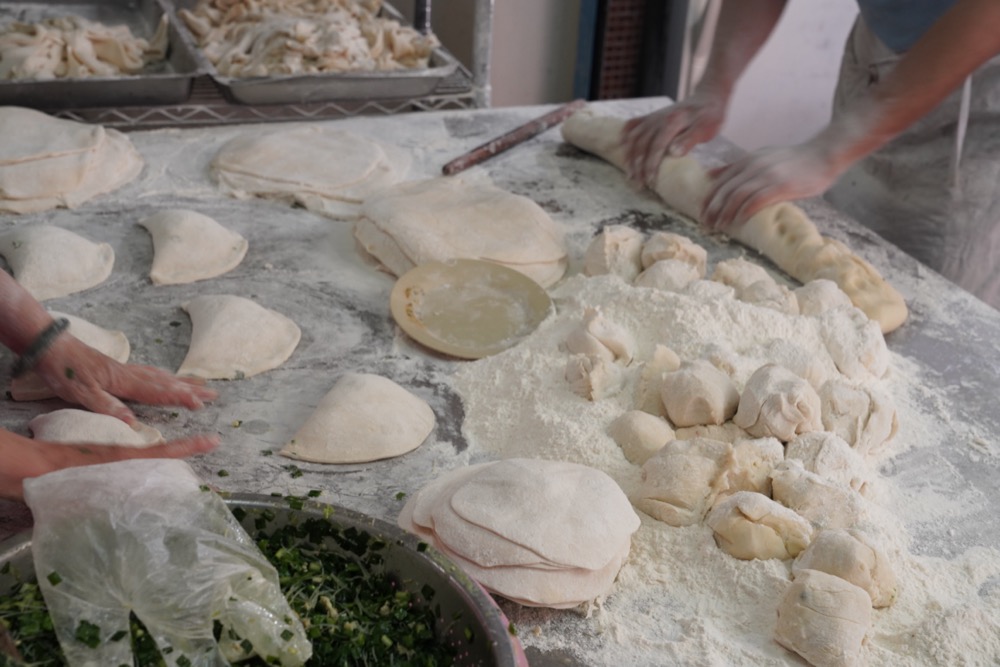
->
xmin=11 ymin=311 xmax=130 ymax=401
xmin=29 ymin=408 xmax=163 ymax=447
xmin=0 ymin=225 xmax=114 ymax=300
xmin=177 ymin=295 xmax=300 ymax=380
xmin=140 ymin=209 xmax=248 ymax=285
xmin=280 ymin=373 xmax=434 ymax=464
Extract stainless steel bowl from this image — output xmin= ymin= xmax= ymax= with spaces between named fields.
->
xmin=0 ymin=492 xmax=525 ymax=666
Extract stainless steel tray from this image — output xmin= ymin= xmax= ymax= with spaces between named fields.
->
xmin=169 ymin=0 xmax=464 ymax=105
xmin=0 ymin=493 xmax=523 ymax=666
xmin=0 ymin=0 xmax=203 ymax=109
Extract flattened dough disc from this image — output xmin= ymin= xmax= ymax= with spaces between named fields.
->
xmin=390 ymin=259 xmax=552 ymax=359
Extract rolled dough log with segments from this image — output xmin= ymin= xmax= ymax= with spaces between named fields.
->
xmin=561 ymin=106 xmax=908 ymax=334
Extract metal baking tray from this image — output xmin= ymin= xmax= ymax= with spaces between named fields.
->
xmin=169 ymin=0 xmax=463 ymax=105
xmin=0 ymin=0 xmax=203 ymax=109
xmin=0 ymin=493 xmax=524 ymax=666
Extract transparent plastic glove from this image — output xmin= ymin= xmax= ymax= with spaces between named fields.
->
xmin=23 ymin=459 xmax=312 ymax=667
xmin=702 ymin=140 xmax=849 ymax=232
xmin=621 ymin=90 xmax=728 ymax=186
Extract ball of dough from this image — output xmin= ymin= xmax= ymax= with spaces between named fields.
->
xmin=771 ymin=459 xmax=867 ymax=531
xmin=583 ymin=224 xmax=644 ymax=281
xmin=792 ymin=529 xmax=897 ymax=607
xmin=661 ymin=359 xmax=740 ymax=428
xmin=818 ymin=379 xmax=898 ymax=459
xmin=795 ymin=279 xmax=853 ymax=316
xmin=711 ymin=257 xmax=773 ymax=291
xmin=737 ymin=279 xmax=799 ymax=315
xmin=565 ymin=353 xmax=624 ymax=401
xmin=608 ymin=410 xmax=674 ymax=465
xmin=757 ymin=338 xmax=832 ymax=390
xmin=634 ymin=258 xmax=701 ymax=292
xmin=683 ymin=279 xmax=735 ymax=301
xmin=633 ymin=344 xmax=681 ymax=416
xmin=633 ymin=437 xmax=732 ymax=526
xmin=733 ymin=364 xmax=823 ymax=441
xmin=673 ymin=422 xmax=750 ymax=443
xmin=640 ymin=231 xmax=707 ymax=273
xmin=716 ymin=436 xmax=785 ymax=498
xmin=818 ymin=306 xmax=890 ymax=380
xmin=786 ymin=432 xmax=873 ymax=496
xmin=565 ymin=307 xmax=635 ymax=365
xmin=706 ymin=491 xmax=814 ymax=560
xmin=280 ymin=373 xmax=435 ymax=464
xmin=774 ymin=569 xmax=872 ymax=667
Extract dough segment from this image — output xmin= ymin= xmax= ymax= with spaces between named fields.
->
xmin=0 ymin=225 xmax=114 ymax=300
xmin=279 ymin=373 xmax=435 ymax=464
xmin=560 ymin=106 xmax=908 ymax=333
xmin=177 ymin=295 xmax=301 ymax=380
xmin=29 ymin=409 xmax=163 ymax=447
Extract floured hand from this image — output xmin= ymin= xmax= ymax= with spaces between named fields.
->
xmin=33 ymin=333 xmax=218 ymax=426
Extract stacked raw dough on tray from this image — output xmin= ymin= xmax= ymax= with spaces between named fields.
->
xmin=399 ymin=458 xmax=641 ymax=609
xmin=573 ymin=225 xmax=899 ymax=666
xmin=0 ymin=14 xmax=167 ymax=80
xmin=0 ymin=107 xmax=143 ymax=214
xmin=179 ymin=0 xmax=439 ymax=77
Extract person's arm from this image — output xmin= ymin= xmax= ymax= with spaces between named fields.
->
xmin=703 ymin=0 xmax=1000 ymax=229
xmin=622 ymin=0 xmax=789 ymax=184
xmin=1 ymin=270 xmax=217 ymax=424
xmin=0 ymin=428 xmax=219 ymax=500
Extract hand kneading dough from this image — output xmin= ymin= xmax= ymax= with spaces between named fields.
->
xmin=774 ymin=569 xmax=872 ymax=667
xmin=634 ymin=437 xmax=732 ymax=526
xmin=0 ymin=225 xmax=113 ymax=300
xmin=177 ymin=295 xmax=300 ymax=380
xmin=706 ymin=491 xmax=814 ymax=560
xmin=398 ymin=458 xmax=640 ymax=609
xmin=0 ymin=107 xmax=143 ymax=214
xmin=583 ymin=224 xmax=644 ymax=281
xmin=11 ymin=311 xmax=130 ymax=401
xmin=640 ymin=231 xmax=707 ymax=273
xmin=608 ymin=410 xmax=674 ymax=465
xmin=733 ymin=364 xmax=823 ymax=441
xmin=560 ymin=106 xmax=907 ymax=333
xmin=565 ymin=307 xmax=635 ymax=365
xmin=661 ymin=359 xmax=739 ymax=427
xmin=212 ymin=126 xmax=408 ymax=219
xmin=29 ymin=409 xmax=163 ymax=446
xmin=355 ymin=176 xmax=567 ymax=288
xmin=139 ymin=209 xmax=248 ymax=285
xmin=792 ymin=529 xmax=897 ymax=607
xmin=280 ymin=373 xmax=434 ymax=464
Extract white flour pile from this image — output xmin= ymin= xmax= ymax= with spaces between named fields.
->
xmin=453 ymin=272 xmax=1000 ymax=666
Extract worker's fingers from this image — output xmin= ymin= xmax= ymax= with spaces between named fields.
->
xmin=107 ymin=364 xmax=217 ymax=411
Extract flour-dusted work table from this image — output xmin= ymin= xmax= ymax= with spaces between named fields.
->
xmin=0 ymin=99 xmax=998 ymax=666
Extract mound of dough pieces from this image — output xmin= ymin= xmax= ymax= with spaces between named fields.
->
xmin=280 ymin=373 xmax=435 ymax=464
xmin=0 ymin=225 xmax=114 ymax=300
xmin=399 ymin=458 xmax=640 ymax=609
xmin=212 ymin=126 xmax=409 ymax=220
xmin=355 ymin=176 xmax=568 ymax=288
xmin=0 ymin=107 xmax=143 ymax=214
xmin=140 ymin=209 xmax=248 ymax=285
xmin=561 ymin=106 xmax=907 ymax=333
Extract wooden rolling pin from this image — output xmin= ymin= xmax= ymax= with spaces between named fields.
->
xmin=442 ymin=98 xmax=587 ymax=175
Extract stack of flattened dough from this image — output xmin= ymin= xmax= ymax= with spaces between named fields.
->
xmin=355 ymin=177 xmax=569 ymax=288
xmin=212 ymin=126 xmax=408 ymax=219
xmin=561 ymin=106 xmax=908 ymax=334
xmin=0 ymin=107 xmax=143 ymax=214
xmin=399 ymin=458 xmax=640 ymax=609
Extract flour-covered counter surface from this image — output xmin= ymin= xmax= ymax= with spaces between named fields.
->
xmin=0 ymin=98 xmax=998 ymax=666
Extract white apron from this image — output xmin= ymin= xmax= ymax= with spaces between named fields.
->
xmin=825 ymin=17 xmax=1000 ymax=308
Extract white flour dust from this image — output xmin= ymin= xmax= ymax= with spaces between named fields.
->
xmin=453 ymin=273 xmax=1000 ymax=667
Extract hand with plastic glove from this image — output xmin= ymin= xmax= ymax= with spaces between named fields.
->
xmin=701 ymin=137 xmax=850 ymax=232
xmin=621 ymin=89 xmax=728 ymax=186
xmin=24 ymin=459 xmax=312 ymax=667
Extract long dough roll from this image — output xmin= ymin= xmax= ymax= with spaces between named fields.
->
xmin=561 ymin=106 xmax=908 ymax=334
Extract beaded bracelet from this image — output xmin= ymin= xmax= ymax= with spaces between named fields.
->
xmin=11 ymin=317 xmax=70 ymax=378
